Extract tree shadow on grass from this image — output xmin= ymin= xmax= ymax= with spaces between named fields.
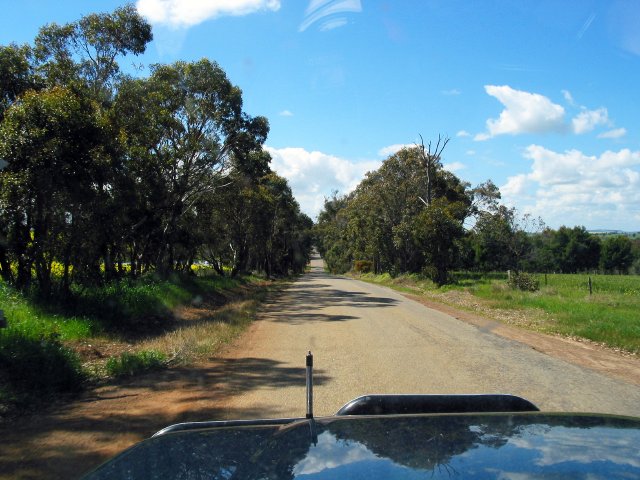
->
xmin=25 ymin=273 xmax=257 ymax=341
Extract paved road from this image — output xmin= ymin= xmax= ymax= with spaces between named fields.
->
xmin=222 ymin=255 xmax=640 ymax=418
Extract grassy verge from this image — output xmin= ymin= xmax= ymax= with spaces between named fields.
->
xmin=355 ymin=271 xmax=640 ymax=356
xmin=0 ymin=273 xmax=286 ymax=417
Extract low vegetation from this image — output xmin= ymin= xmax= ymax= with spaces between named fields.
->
xmin=105 ymin=350 xmax=167 ymax=377
xmin=0 ymin=272 xmax=284 ymax=417
xmin=356 ymin=271 xmax=640 ymax=356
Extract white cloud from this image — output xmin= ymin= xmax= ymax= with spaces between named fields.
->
xmin=319 ymin=17 xmax=347 ymax=31
xmin=377 ymin=143 xmax=412 ymax=157
xmin=442 ymin=88 xmax=461 ymax=96
xmin=293 ymin=432 xmax=378 ymax=475
xmin=443 ymin=161 xmax=465 ymax=173
xmin=456 ymin=130 xmax=471 ymax=138
xmin=266 ymin=146 xmax=381 ymax=219
xmin=509 ymin=426 xmax=640 ymax=469
xmin=465 ymin=150 xmax=476 ymax=156
xmin=598 ymin=127 xmax=627 ymax=139
xmin=500 ymin=174 xmax=531 ymax=198
xmin=475 ymin=85 xmax=566 ymax=140
xmin=501 ymin=145 xmax=640 ymax=229
xmin=561 ymin=89 xmax=576 ymax=106
xmin=279 ymin=110 xmax=294 ymax=117
xmin=572 ymin=107 xmax=609 ymax=134
xmin=136 ymin=0 xmax=281 ymax=28
xmin=299 ymin=0 xmax=362 ymax=32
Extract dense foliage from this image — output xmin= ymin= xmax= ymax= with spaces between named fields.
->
xmin=316 ymin=147 xmax=640 ymax=283
xmin=0 ymin=5 xmax=312 ymax=298
xmin=315 ymin=146 xmax=498 ymax=284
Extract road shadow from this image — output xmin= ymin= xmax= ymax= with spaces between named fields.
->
xmin=0 ymin=356 xmax=331 ymax=480
xmin=260 ymin=265 xmax=399 ymax=323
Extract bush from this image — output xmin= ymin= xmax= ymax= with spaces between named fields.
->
xmin=0 ymin=330 xmax=85 ymax=403
xmin=508 ymin=272 xmax=540 ymax=292
xmin=353 ymin=260 xmax=373 ymax=273
xmin=106 ymin=350 xmax=167 ymax=377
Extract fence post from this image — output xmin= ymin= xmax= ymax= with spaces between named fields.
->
xmin=588 ymin=276 xmax=592 ymax=295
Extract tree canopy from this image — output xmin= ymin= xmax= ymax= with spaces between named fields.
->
xmin=0 ymin=5 xmax=312 ymax=296
xmin=315 ymin=145 xmax=639 ymax=283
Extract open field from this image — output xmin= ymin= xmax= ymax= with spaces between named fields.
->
xmin=357 ymin=272 xmax=640 ymax=356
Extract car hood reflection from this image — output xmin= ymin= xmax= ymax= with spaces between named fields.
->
xmin=84 ymin=414 xmax=640 ymax=479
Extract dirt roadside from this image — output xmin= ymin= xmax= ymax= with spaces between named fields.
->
xmin=0 ymin=278 xmax=639 ymax=479
xmin=403 ymin=293 xmax=640 ymax=387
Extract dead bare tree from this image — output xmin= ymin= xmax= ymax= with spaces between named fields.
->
xmin=416 ymin=134 xmax=450 ymax=207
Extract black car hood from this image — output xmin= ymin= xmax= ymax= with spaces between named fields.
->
xmin=84 ymin=412 xmax=640 ymax=479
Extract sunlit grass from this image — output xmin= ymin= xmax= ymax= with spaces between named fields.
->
xmin=356 ymin=271 xmax=640 ymax=355
xmin=140 ymin=298 xmax=262 ymax=366
xmin=105 ymin=350 xmax=167 ymax=377
xmin=0 ymin=282 xmax=95 ymax=341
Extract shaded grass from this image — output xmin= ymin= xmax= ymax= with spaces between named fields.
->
xmin=0 ymin=282 xmax=95 ymax=341
xmin=355 ymin=271 xmax=640 ymax=355
xmin=0 ymin=330 xmax=86 ymax=414
xmin=0 ymin=273 xmax=286 ymax=416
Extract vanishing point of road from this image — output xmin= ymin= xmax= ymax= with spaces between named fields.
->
xmin=222 ymin=254 xmax=640 ymax=418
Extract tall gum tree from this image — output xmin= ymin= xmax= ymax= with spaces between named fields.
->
xmin=114 ymin=59 xmax=269 ymax=275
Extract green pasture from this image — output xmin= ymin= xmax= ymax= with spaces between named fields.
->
xmin=360 ymin=272 xmax=640 ymax=355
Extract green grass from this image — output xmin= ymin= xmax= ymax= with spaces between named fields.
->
xmin=0 ymin=272 xmax=271 ymax=415
xmin=479 ymin=274 xmax=640 ymax=353
xmin=105 ymin=350 xmax=167 ymax=377
xmin=0 ymin=329 xmax=86 ymax=412
xmin=0 ymin=282 xmax=96 ymax=341
xmin=356 ymin=271 xmax=640 ymax=355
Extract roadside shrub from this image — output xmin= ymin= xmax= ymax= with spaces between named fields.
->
xmin=106 ymin=350 xmax=167 ymax=377
xmin=353 ymin=260 xmax=373 ymax=273
xmin=508 ymin=272 xmax=540 ymax=292
xmin=0 ymin=330 xmax=85 ymax=401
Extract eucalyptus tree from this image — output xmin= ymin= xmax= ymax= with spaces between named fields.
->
xmin=315 ymin=192 xmax=352 ymax=274
xmin=0 ymin=5 xmax=153 ymax=292
xmin=0 ymin=87 xmax=102 ymax=293
xmin=0 ymin=44 xmax=39 ymax=120
xmin=114 ymin=59 xmax=269 ymax=275
xmin=315 ymin=144 xmax=475 ymax=283
xmin=600 ymin=235 xmax=633 ymax=274
xmin=471 ymin=206 xmax=521 ymax=272
xmin=33 ymin=3 xmax=151 ymax=100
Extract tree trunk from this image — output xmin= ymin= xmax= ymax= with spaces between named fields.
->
xmin=0 ymin=246 xmax=13 ymax=283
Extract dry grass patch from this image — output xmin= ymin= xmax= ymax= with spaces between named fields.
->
xmin=71 ymin=278 xmax=287 ymax=378
xmin=140 ymin=299 xmax=259 ymax=366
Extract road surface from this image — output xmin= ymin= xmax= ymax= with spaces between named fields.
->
xmin=221 ymin=254 xmax=640 ymax=418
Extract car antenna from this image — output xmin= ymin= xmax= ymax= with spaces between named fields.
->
xmin=306 ymin=351 xmax=314 ymax=419
xmin=306 ymin=351 xmax=318 ymax=445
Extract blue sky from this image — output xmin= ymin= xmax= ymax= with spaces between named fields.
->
xmin=2 ymin=1 xmax=640 ymax=230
